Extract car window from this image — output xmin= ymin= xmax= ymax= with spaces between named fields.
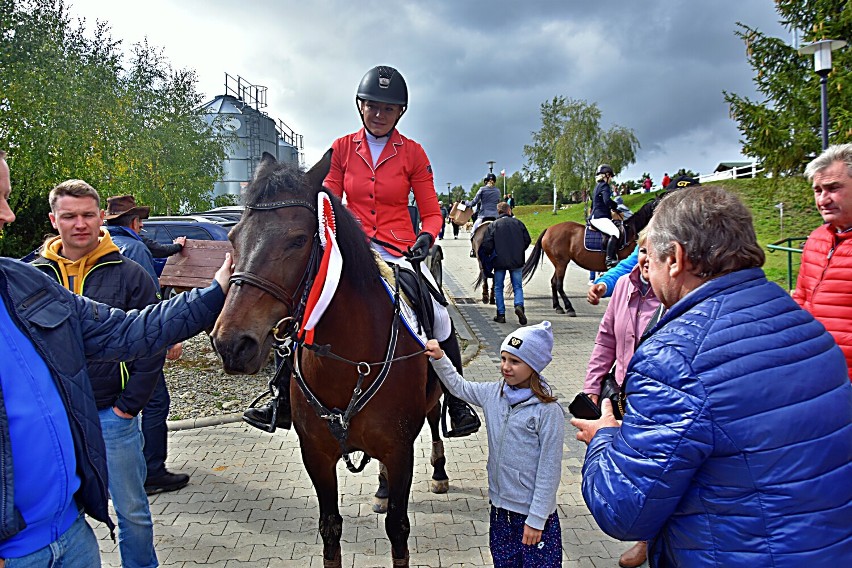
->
xmin=141 ymin=225 xmax=172 ymax=245
xmin=167 ymin=226 xmax=213 ymax=241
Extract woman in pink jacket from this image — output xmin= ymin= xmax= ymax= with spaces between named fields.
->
xmin=583 ymin=236 xmax=659 ymax=568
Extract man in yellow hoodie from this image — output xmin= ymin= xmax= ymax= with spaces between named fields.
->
xmin=32 ymin=180 xmax=163 ymax=568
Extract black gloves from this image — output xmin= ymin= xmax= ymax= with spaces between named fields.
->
xmin=408 ymin=232 xmax=434 ymax=262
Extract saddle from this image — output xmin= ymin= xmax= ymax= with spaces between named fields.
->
xmin=376 ymin=255 xmax=447 ymax=341
xmin=583 ymin=220 xmax=625 ymax=253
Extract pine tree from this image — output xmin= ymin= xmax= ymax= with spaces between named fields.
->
xmin=724 ymin=1 xmax=851 ymax=176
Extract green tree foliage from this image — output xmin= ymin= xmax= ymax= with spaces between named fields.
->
xmin=724 ymin=1 xmax=851 ymax=176
xmin=523 ymin=97 xmax=640 ymax=199
xmin=0 ymin=0 xmax=228 ymax=256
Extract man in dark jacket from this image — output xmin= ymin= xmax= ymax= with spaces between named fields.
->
xmin=34 ymin=179 xmax=163 ymax=567
xmin=0 ymin=150 xmax=232 ymax=567
xmin=572 ymin=186 xmax=852 ymax=566
xmin=480 ymin=202 xmax=531 ymax=324
xmin=105 ymin=194 xmax=188 ymax=495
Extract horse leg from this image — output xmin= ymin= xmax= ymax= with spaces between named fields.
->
xmin=554 ymin=264 xmax=576 ymax=317
xmin=384 ymin=448 xmax=415 ymax=567
xmin=481 ymin=274 xmax=489 ymax=304
xmin=426 ymin=402 xmax=449 ymax=494
xmin=489 ymin=276 xmax=495 ymax=305
xmin=550 ymin=273 xmax=564 ymax=314
xmin=373 ymin=462 xmax=389 ymax=513
xmin=302 ymin=452 xmax=343 ymax=567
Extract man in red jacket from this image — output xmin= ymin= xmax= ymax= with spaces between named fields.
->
xmin=794 ymin=143 xmax=852 ymax=379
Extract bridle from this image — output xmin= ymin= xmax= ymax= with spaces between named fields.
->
xmin=228 ymin=198 xmax=320 ymax=328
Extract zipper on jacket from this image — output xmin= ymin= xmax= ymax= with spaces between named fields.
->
xmin=493 ymin=406 xmax=513 ymax=498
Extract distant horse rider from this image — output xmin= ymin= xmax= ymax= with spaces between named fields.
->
xmin=468 ymin=173 xmax=501 ymax=257
xmin=590 ymin=164 xmax=621 ymax=268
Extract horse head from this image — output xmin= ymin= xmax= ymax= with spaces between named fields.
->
xmin=624 ymin=194 xmax=663 ymax=241
xmin=211 ymin=151 xmax=331 ymax=374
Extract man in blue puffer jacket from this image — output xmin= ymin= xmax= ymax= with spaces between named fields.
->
xmin=572 ymin=186 xmax=852 ymax=566
xmin=0 ymin=150 xmax=233 ymax=567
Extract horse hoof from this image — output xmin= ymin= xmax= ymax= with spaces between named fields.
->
xmin=372 ymin=496 xmax=388 ymax=514
xmin=323 ymin=549 xmax=342 ymax=568
xmin=555 ymin=307 xmax=565 ymax=314
xmin=566 ymin=310 xmax=577 ymax=317
xmin=482 ymin=298 xmax=489 ymax=305
xmin=392 ymin=554 xmax=410 ymax=567
xmin=430 ymin=479 xmax=449 ymax=494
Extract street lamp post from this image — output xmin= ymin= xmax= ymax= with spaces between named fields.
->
xmin=798 ymin=39 xmax=847 ymax=150
xmin=486 ymin=160 xmax=496 ymax=174
xmin=446 ymin=182 xmax=452 ymax=202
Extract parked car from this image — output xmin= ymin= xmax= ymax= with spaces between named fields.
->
xmin=141 ymin=218 xmax=231 ymax=279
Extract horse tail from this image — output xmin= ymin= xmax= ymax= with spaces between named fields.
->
xmin=522 ymin=228 xmax=547 ymax=283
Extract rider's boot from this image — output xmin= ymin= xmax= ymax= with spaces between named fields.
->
xmin=438 ymin=329 xmax=481 ymax=438
xmin=605 ymin=235 xmax=619 ymax=269
xmin=243 ymin=374 xmax=292 ymax=432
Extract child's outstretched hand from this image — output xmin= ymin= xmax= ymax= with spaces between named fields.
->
xmin=424 ymin=339 xmax=444 ymax=360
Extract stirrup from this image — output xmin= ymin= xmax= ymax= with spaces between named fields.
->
xmin=242 ymin=392 xmax=282 ymax=433
xmin=440 ymin=397 xmax=481 ymax=438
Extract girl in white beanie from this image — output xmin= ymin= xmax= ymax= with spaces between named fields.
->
xmin=425 ymin=321 xmax=565 ymax=566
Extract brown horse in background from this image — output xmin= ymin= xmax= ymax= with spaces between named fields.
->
xmin=471 ymin=221 xmax=495 ymax=304
xmin=211 ymin=152 xmax=449 ymax=567
xmin=522 ymin=197 xmax=660 ymax=316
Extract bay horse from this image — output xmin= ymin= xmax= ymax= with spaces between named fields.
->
xmin=211 ymin=152 xmax=449 ymax=567
xmin=471 ymin=221 xmax=495 ymax=304
xmin=521 ymin=197 xmax=659 ymax=316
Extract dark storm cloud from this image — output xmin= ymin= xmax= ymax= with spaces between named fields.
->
xmin=69 ymin=0 xmax=790 ymax=185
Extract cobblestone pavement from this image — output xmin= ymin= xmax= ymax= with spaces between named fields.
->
xmin=92 ymin=226 xmax=644 ymax=567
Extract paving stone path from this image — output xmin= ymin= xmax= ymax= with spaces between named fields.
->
xmin=93 ymin=226 xmax=643 ymax=567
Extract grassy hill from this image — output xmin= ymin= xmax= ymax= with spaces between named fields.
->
xmin=512 ymin=178 xmax=822 ymax=289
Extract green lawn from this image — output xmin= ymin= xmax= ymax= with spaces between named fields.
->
xmin=512 ymin=178 xmax=822 ymax=290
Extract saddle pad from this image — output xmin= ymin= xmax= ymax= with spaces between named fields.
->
xmin=381 ymin=278 xmax=427 ymax=348
xmin=583 ymin=227 xmax=605 ymax=252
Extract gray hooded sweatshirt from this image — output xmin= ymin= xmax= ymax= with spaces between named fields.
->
xmin=430 ymin=356 xmax=565 ymax=529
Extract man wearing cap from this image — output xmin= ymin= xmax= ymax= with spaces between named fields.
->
xmin=794 ymin=143 xmax=852 ymax=379
xmin=33 ymin=180 xmax=163 ymax=567
xmin=105 ymin=195 xmax=189 ymax=495
xmin=0 ymin=150 xmax=232 ymax=568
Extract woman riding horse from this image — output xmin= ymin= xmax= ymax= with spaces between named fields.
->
xmin=590 ymin=164 xmax=621 ymax=268
xmin=243 ymin=65 xmax=480 ymax=438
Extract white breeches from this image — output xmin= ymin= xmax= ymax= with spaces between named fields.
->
xmin=590 ymin=217 xmax=620 ymax=238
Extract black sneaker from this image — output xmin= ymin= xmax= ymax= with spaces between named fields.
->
xmin=145 ymin=471 xmax=189 ymax=495
xmin=493 ymin=313 xmax=506 ymax=323
xmin=514 ymin=305 xmax=527 ymax=325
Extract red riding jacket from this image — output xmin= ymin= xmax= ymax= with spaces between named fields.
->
xmin=323 ymin=128 xmax=442 ymax=256
xmin=793 ymin=223 xmax=852 ymax=379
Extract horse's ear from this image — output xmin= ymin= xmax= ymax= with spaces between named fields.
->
xmin=253 ymin=152 xmax=279 ymax=180
xmin=306 ymin=149 xmax=333 ymax=192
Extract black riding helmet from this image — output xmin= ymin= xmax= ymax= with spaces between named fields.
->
xmin=596 ymin=164 xmax=614 ymax=177
xmin=356 ymin=65 xmax=408 ymax=136
xmin=484 ymin=173 xmax=497 ymax=183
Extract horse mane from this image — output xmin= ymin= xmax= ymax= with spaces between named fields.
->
xmin=624 ymin=196 xmax=659 ymax=239
xmin=245 ymin=160 xmax=381 ymax=294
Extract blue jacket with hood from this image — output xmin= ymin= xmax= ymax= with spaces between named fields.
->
xmin=581 ymin=267 xmax=852 ymax=567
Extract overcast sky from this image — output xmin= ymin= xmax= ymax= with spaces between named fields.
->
xmin=67 ymin=0 xmax=789 ymax=191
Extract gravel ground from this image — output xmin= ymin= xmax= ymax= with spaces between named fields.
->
xmin=163 ymin=333 xmax=274 ymax=421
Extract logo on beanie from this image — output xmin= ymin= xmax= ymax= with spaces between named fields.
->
xmin=509 ymin=337 xmax=523 ymax=349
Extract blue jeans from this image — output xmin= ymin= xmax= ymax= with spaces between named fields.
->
xmin=99 ymin=409 xmax=158 ymax=568
xmin=142 ymin=372 xmax=169 ymax=479
xmin=5 ymin=513 xmax=100 ymax=568
xmin=494 ymin=268 xmax=524 ymax=315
